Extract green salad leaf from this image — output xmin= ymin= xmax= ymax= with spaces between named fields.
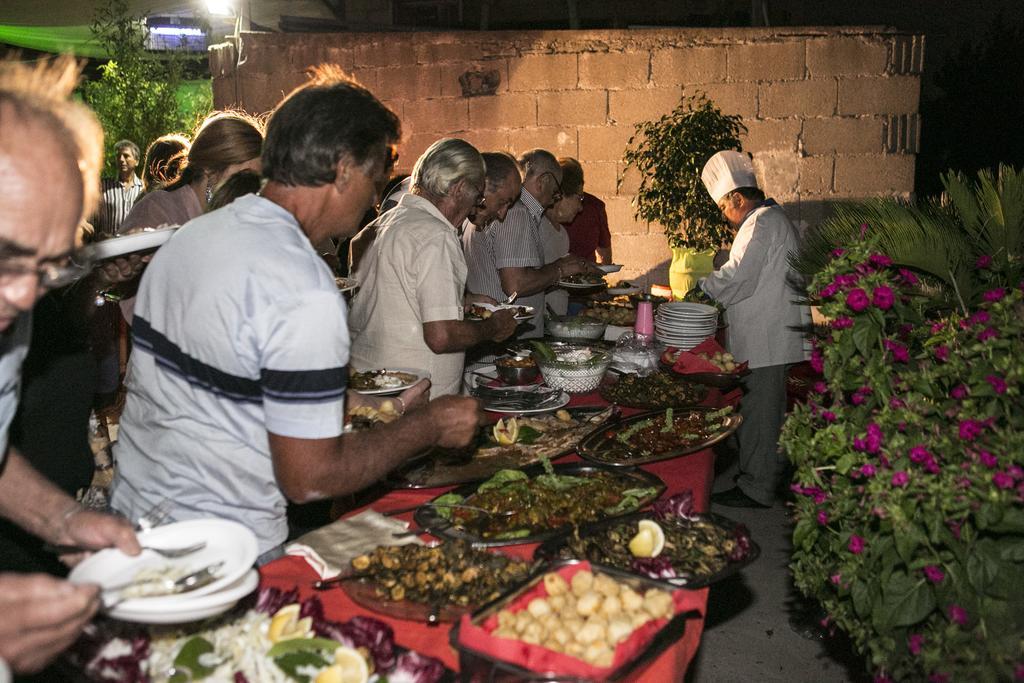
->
xmin=431 ymin=492 xmax=465 ymax=519
xmin=477 ymin=468 xmax=528 ymax=493
xmin=605 ymin=486 xmax=658 ymax=515
xmin=170 ymin=637 xmax=218 ymax=682
xmin=516 ymin=425 xmax=543 ymax=444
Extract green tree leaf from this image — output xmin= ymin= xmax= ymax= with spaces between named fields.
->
xmin=882 ymin=571 xmax=936 ymax=627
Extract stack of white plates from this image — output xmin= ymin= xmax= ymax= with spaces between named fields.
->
xmin=654 ymin=302 xmax=719 ymax=350
xmin=69 ymin=518 xmax=259 ymax=624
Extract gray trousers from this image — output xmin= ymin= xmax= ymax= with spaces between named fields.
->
xmin=735 ymin=364 xmax=789 ymax=505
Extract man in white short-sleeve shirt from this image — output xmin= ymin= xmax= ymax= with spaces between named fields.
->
xmin=112 ymin=69 xmax=484 ymax=556
xmin=463 ymin=149 xmax=598 ymax=338
xmin=349 ymin=139 xmax=517 ymax=397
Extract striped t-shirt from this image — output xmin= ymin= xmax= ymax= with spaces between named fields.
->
xmin=94 ymin=175 xmax=144 ymax=235
xmin=111 ymin=194 xmax=349 ymax=553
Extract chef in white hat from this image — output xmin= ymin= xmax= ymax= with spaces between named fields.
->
xmin=698 ymin=150 xmax=810 ymax=509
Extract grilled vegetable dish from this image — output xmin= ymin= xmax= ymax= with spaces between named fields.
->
xmin=349 ymin=542 xmax=530 ymax=607
xmin=600 ymin=371 xmax=707 ymax=409
xmin=585 ymin=407 xmax=735 ymax=464
xmin=431 ymin=462 xmax=660 ymax=540
xmin=551 ymin=515 xmax=752 ymax=586
xmin=560 ymin=272 xmax=606 ymax=286
xmin=466 ymin=304 xmax=531 ymax=320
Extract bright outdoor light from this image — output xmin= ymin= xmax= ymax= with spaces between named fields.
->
xmin=206 ymin=0 xmax=235 ymax=16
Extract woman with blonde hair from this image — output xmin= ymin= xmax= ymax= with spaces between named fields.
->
xmin=119 ymin=111 xmax=263 ymax=232
xmin=140 ymin=132 xmax=190 ymax=192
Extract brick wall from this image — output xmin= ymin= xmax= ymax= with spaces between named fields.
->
xmin=211 ymin=26 xmax=923 ymax=286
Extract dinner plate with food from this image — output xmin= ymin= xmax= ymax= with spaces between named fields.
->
xmin=606 ymin=280 xmax=642 ymax=296
xmin=350 ymin=367 xmax=428 ymax=395
xmin=558 ymin=272 xmax=607 ymax=289
xmin=465 ymin=303 xmax=535 ymax=321
xmin=81 ymin=225 xmax=179 ymax=262
xmin=597 ymin=263 xmax=623 ymax=273
xmin=334 ymin=276 xmax=358 ymax=293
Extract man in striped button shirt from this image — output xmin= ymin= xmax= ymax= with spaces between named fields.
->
xmin=93 ymin=139 xmax=143 ymax=236
xmin=463 ymin=148 xmax=597 ymax=338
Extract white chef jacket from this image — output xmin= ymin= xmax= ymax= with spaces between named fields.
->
xmin=700 ymin=201 xmax=810 ymax=369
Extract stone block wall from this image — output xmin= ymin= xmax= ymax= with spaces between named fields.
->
xmin=211 ymin=26 xmax=923 ymax=286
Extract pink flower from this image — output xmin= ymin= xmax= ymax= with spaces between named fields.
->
xmin=869 ymin=253 xmax=894 ymax=267
xmin=908 ymin=633 xmax=924 ymax=655
xmin=934 ymin=345 xmax=950 ymax=361
xmin=978 ymin=450 xmax=998 ymax=468
xmin=898 ymin=268 xmax=919 ymax=285
xmin=978 ymin=326 xmax=999 ymax=342
xmin=891 ymin=471 xmax=909 ymax=487
xmin=1009 ymin=465 xmax=1023 ymax=480
xmin=848 ymin=534 xmax=865 ymax=554
xmin=968 ymin=310 xmax=990 ymax=326
xmin=923 ymin=565 xmax=945 ymax=583
xmin=872 ymin=285 xmax=895 ymax=309
xmin=846 ymin=288 xmax=870 ymax=312
xmin=931 ymin=321 xmax=945 ymax=333
xmin=983 ymin=287 xmax=1007 ymax=302
xmin=889 ymin=396 xmax=905 ymax=408
xmin=832 ymin=316 xmax=854 ymax=330
xmin=947 ymin=604 xmax=968 ymax=626
xmin=883 ymin=339 xmax=909 ymax=363
xmin=831 ymin=248 xmax=846 ymax=258
xmin=818 ymin=282 xmax=839 ymax=299
xmin=835 ymin=274 xmax=859 ymax=288
xmin=860 ymin=463 xmax=877 ymax=478
xmin=810 ymin=347 xmax=824 ymax=373
xmin=859 ymin=222 xmax=869 ymax=238
xmin=909 ymin=445 xmax=931 ymax=463
xmin=929 ymin=674 xmax=950 ymax=683
xmin=975 ymin=254 xmax=992 ymax=269
xmin=830 ymin=573 xmax=841 ymax=585
xmin=1015 ymin=663 xmax=1024 ymax=681
xmin=874 ymin=675 xmax=894 ymax=683
xmin=817 ymin=509 xmax=829 ymax=525
xmin=813 ymin=381 xmax=828 ymax=393
xmin=986 ymin=375 xmax=1008 ymax=394
xmin=959 ymin=419 xmax=985 ymax=441
xmin=950 ymin=384 xmax=969 ymax=400
xmin=852 ymin=392 xmax=866 ymax=405
xmin=994 ymin=472 xmax=1015 ymax=489
xmin=822 ymin=410 xmax=837 ymax=422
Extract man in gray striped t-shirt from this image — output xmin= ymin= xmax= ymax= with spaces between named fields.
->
xmin=463 ymin=148 xmax=597 ymax=338
xmin=93 ymin=139 xmax=143 ymax=236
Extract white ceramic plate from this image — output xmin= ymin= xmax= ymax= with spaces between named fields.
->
xmin=597 ymin=264 xmax=623 ymax=273
xmin=68 ymin=518 xmax=258 ymax=608
xmin=82 ymin=226 xmax=179 ymax=261
xmin=350 ymin=367 xmax=429 ymax=395
xmin=335 ymin=277 xmax=359 ymax=293
xmin=658 ymin=302 xmax=718 ymax=316
xmin=484 ymin=391 xmax=570 ymax=414
xmin=469 ymin=303 xmax=536 ymax=321
xmin=109 ymin=569 xmax=259 ymax=624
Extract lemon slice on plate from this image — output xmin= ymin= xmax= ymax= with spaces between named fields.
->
xmin=628 ymin=520 xmax=665 ymax=558
xmin=268 ymin=604 xmax=314 ymax=643
xmin=492 ymin=417 xmax=519 ymax=445
xmin=315 ymin=647 xmax=370 ymax=683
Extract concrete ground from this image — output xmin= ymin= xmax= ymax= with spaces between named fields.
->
xmin=685 ymin=452 xmax=870 ymax=683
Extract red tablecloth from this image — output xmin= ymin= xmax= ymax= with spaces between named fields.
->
xmin=259 ymin=385 xmax=741 ymax=680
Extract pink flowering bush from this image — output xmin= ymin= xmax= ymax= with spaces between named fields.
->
xmin=782 ymin=241 xmax=1024 ymax=682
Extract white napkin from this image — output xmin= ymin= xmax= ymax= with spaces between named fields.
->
xmin=285 ymin=509 xmax=423 ymax=579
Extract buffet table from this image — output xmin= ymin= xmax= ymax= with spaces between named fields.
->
xmin=258 ymin=385 xmax=741 ymax=680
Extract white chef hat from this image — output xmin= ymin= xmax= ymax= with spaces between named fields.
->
xmin=701 ymin=150 xmax=758 ymax=202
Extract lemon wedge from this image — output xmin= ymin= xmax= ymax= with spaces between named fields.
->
xmin=628 ymin=520 xmax=665 ymax=558
xmin=268 ymin=604 xmax=314 ymax=643
xmin=315 ymin=647 xmax=370 ymax=683
xmin=492 ymin=417 xmax=519 ymax=445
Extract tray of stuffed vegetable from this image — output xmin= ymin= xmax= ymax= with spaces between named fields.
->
xmin=414 ymin=461 xmax=665 ymax=547
xmin=577 ymin=406 xmax=741 ymax=467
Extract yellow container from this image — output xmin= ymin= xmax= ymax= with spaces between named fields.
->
xmin=668 ymin=247 xmax=715 ymax=299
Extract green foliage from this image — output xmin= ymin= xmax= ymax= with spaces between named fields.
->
xmin=783 ymin=240 xmax=1024 ymax=682
xmin=79 ymin=0 xmax=211 ymax=177
xmin=621 ymin=92 xmax=746 ymax=250
xmin=791 ymin=165 xmax=1024 ymax=309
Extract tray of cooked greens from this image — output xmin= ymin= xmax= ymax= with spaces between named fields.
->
xmin=577 ymin=406 xmax=741 ymax=467
xmin=331 ymin=541 xmax=532 ymax=624
xmin=533 ymin=492 xmax=759 ymax=589
xmin=414 ymin=461 xmax=665 ymax=547
xmin=599 ymin=371 xmax=708 ymax=409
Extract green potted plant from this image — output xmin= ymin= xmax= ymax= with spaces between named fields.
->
xmin=621 ymin=92 xmax=746 ymax=297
